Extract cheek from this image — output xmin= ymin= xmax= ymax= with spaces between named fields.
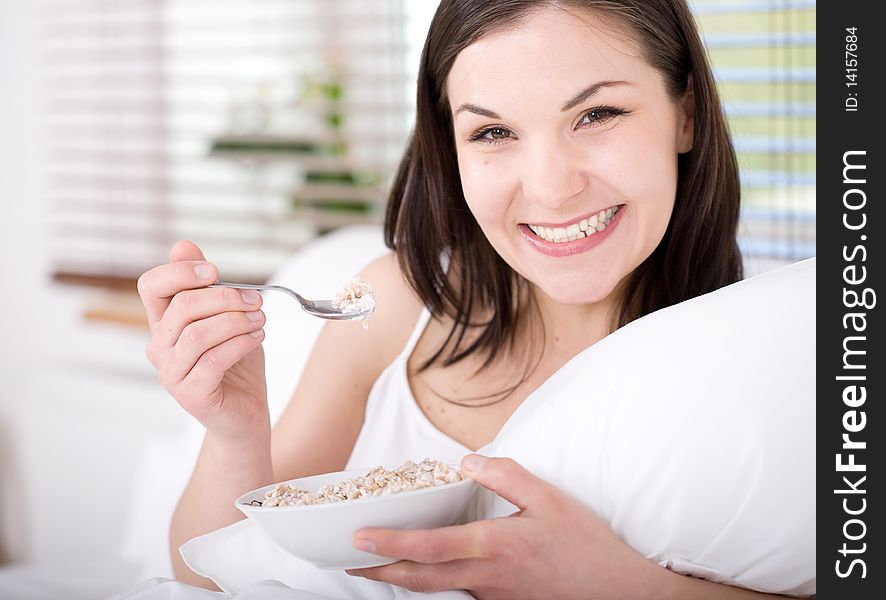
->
xmin=458 ymin=154 xmax=516 ymax=228
xmin=637 ymin=148 xmax=679 ymax=233
xmin=607 ymin=122 xmax=680 ymax=226
xmin=627 ymin=165 xmax=678 ymax=258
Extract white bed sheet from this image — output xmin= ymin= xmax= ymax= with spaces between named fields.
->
xmin=0 ymin=557 xmax=141 ymax=600
xmin=106 ymin=578 xmax=334 ymax=600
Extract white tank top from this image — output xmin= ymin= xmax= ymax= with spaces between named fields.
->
xmin=345 ymin=308 xmax=489 ymax=470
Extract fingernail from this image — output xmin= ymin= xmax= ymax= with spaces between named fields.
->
xmin=240 ymin=290 xmax=259 ymax=304
xmin=245 ymin=310 xmax=262 ymax=322
xmin=250 ymin=329 xmax=263 ymax=338
xmin=462 ymin=454 xmax=489 ymax=473
xmin=354 ymin=539 xmax=376 ymax=553
xmin=194 ymin=263 xmax=214 ymax=280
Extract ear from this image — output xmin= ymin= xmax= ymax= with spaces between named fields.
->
xmin=676 ymin=74 xmax=695 ymax=154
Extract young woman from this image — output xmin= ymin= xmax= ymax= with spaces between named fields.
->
xmin=137 ymin=1 xmax=783 ymax=597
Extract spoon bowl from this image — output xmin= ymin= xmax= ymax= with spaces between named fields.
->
xmin=210 ymin=281 xmax=374 ymax=321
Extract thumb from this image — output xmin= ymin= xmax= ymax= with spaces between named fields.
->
xmin=169 ymin=239 xmax=206 ymax=263
xmin=460 ymin=454 xmax=556 ymax=513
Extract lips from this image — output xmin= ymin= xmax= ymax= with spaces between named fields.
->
xmin=519 ymin=204 xmax=625 ymax=257
xmin=525 ymin=205 xmax=620 ymax=243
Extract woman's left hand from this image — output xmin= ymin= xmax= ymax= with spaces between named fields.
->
xmin=346 ymin=455 xmax=663 ymax=599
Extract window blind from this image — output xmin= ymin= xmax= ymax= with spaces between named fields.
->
xmin=41 ymin=0 xmax=427 ymax=287
xmin=39 ymin=0 xmax=169 ymax=287
xmin=691 ymin=0 xmax=816 ymax=268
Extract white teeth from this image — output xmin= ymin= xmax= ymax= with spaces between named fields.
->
xmin=527 ymin=205 xmax=620 ymax=243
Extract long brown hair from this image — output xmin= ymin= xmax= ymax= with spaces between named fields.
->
xmin=384 ymin=0 xmax=742 ymax=373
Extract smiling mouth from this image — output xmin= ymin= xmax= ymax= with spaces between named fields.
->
xmin=524 ymin=205 xmax=621 ymax=244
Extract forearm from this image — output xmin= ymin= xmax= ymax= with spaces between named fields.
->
xmin=170 ymin=428 xmax=275 ymax=588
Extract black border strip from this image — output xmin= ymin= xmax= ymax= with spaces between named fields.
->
xmin=817 ymin=0 xmax=884 ymax=596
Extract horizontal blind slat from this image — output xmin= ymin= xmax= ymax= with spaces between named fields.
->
xmin=704 ymin=33 xmax=815 ymax=48
xmin=714 ymin=67 xmax=816 ymax=83
xmin=691 ymin=0 xmax=816 ymax=15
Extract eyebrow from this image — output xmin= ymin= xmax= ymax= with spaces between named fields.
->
xmin=561 ymin=80 xmax=631 ymax=111
xmin=452 ymin=80 xmax=632 ymax=119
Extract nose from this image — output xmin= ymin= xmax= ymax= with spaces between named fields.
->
xmin=520 ymin=138 xmax=588 ymax=209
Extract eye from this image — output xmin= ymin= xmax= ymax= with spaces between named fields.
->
xmin=576 ymin=106 xmax=627 ymax=129
xmin=468 ymin=126 xmax=517 ymax=145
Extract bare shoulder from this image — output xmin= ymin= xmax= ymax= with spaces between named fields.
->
xmin=309 ymin=250 xmax=422 ymax=383
xmin=357 ymin=251 xmax=423 ymax=350
xmin=271 ymin=251 xmax=424 ymax=477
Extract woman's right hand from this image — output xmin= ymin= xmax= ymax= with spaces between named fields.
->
xmin=137 ymin=240 xmax=269 ymax=444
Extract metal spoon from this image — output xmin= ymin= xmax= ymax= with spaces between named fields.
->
xmin=209 ymin=281 xmax=374 ymax=321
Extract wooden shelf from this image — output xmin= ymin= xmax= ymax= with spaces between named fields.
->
xmin=82 ymin=291 xmax=150 ymax=329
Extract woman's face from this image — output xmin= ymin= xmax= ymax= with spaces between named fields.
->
xmin=447 ymin=8 xmax=693 ymax=307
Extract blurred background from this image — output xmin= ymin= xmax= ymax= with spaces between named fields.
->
xmin=0 ymin=0 xmax=814 ymax=597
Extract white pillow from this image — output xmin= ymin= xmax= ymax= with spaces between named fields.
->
xmin=475 ymin=258 xmax=816 ymax=596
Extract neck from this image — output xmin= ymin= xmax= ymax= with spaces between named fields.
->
xmin=528 ymin=286 xmax=619 ymax=360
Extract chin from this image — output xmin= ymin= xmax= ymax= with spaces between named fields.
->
xmin=533 ymin=277 xmax=618 ymax=307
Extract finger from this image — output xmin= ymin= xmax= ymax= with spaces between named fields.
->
xmin=164 ymin=310 xmax=266 ymax=385
xmin=177 ymin=329 xmax=265 ymax=404
xmin=348 ymin=559 xmax=478 ymax=594
xmin=137 ymin=242 xmax=217 ymax=329
xmin=138 ymin=260 xmax=218 ymax=330
xmin=150 ymin=286 xmax=263 ymax=353
xmin=460 ymin=455 xmax=558 ymax=513
xmin=353 ymin=522 xmax=487 ymax=564
xmin=169 ymin=239 xmax=205 ymax=263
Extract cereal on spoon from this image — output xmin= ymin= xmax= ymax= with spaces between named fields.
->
xmin=332 ymin=276 xmax=376 ymax=318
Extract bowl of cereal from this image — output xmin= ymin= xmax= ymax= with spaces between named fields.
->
xmin=235 ymin=459 xmax=478 ymax=570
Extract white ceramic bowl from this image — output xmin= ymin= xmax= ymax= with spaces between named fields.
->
xmin=235 ymin=466 xmax=478 ymax=570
